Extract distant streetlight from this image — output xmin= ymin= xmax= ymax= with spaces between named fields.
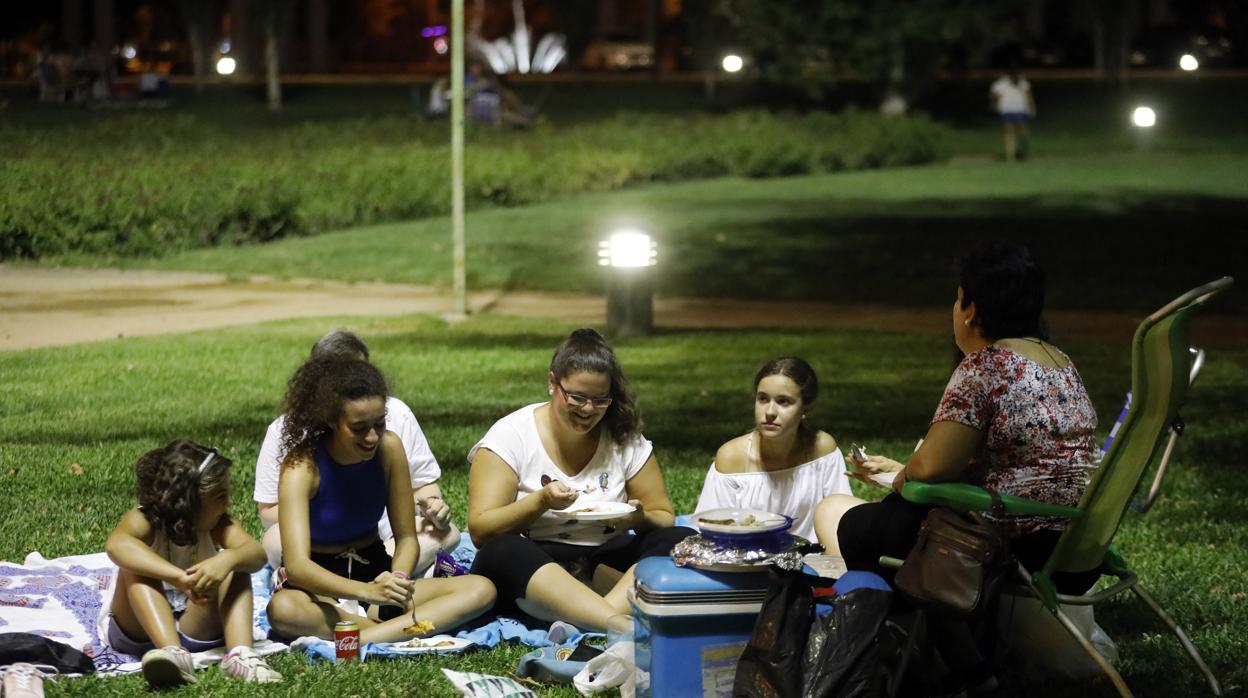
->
xmin=216 ymin=57 xmax=237 ymax=76
xmin=599 ymin=230 xmax=657 ymax=337
xmin=1179 ymin=54 xmax=1199 ymax=71
xmin=721 ymin=54 xmax=744 ymax=73
xmin=1131 ymin=106 xmax=1156 ymax=128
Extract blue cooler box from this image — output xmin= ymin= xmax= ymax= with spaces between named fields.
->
xmin=631 ymin=557 xmax=770 ymax=698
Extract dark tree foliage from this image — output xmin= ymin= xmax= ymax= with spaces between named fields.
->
xmin=691 ymin=0 xmax=1025 ymax=107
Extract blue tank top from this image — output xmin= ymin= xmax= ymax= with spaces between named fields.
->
xmin=307 ymin=444 xmax=388 ymax=546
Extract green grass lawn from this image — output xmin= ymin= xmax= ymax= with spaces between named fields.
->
xmin=2 ymin=314 xmax=1245 ymax=696
xmin=75 ymin=152 xmax=1248 ymax=316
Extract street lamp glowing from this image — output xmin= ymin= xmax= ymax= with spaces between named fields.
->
xmin=721 ymin=54 xmax=744 ymax=73
xmin=598 ymin=230 xmax=657 ymax=268
xmin=1179 ymin=54 xmax=1199 ymax=71
xmin=216 ymin=56 xmax=237 ymax=76
xmin=1131 ymin=106 xmax=1156 ymax=128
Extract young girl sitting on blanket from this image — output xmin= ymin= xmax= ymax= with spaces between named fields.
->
xmin=105 ymin=440 xmax=282 ymax=689
xmin=694 ymin=357 xmax=853 ymax=543
xmin=265 ymin=356 xmax=495 ymax=644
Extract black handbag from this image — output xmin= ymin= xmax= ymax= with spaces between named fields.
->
xmin=0 ymin=632 xmax=96 ymax=674
xmin=893 ymin=507 xmax=1011 ymax=616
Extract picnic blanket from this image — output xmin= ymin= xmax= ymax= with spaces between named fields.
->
xmin=0 ymin=550 xmax=286 ymax=675
xmin=281 ymin=531 xmax=596 ymax=663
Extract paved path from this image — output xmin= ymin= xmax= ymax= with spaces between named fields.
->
xmin=2 ymin=265 xmax=1243 ymax=351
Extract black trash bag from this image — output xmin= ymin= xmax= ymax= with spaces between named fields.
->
xmin=0 ymin=632 xmax=96 ymax=674
xmin=801 ymin=588 xmax=897 ymax=698
xmin=733 ymin=568 xmax=835 ymax=698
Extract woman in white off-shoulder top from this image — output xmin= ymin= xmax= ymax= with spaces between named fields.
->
xmin=694 ymin=357 xmax=853 ymax=542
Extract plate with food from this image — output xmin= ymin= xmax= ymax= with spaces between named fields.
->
xmin=388 ymin=635 xmax=474 ymax=654
xmin=691 ymin=508 xmax=792 ymax=535
xmin=551 ymin=500 xmax=636 ymax=520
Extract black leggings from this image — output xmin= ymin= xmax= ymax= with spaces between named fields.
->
xmin=838 ymin=493 xmax=1098 ymax=594
xmin=471 ymin=527 xmax=697 ymax=609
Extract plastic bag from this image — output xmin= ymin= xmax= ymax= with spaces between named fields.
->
xmin=996 ymin=595 xmax=1119 ymax=680
xmin=801 ymin=588 xmax=896 ymax=698
xmin=733 ymin=568 xmax=835 ymax=698
xmin=442 ymin=668 xmax=538 ymax=697
xmin=573 ymin=641 xmax=636 ymax=696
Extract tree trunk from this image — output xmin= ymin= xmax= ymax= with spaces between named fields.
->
xmin=187 ymin=23 xmax=207 ymax=92
xmin=266 ymin=20 xmax=281 ymax=111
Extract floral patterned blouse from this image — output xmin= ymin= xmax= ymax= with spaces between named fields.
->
xmin=932 ymin=344 xmax=1099 ymax=536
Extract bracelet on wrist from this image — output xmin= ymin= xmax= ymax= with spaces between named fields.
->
xmin=392 ymin=570 xmax=409 ymax=579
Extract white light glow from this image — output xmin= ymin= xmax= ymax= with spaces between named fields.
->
xmin=1131 ymin=106 xmax=1156 ymax=128
xmin=122 ymin=44 xmax=137 ymax=60
xmin=598 ymin=230 xmax=657 ymax=268
xmin=722 ymin=54 xmax=744 ymax=73
xmin=216 ymin=56 xmax=236 ymax=75
xmin=1179 ymin=54 xmax=1199 ymax=71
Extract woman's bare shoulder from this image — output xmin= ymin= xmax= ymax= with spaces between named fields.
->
xmin=713 ymin=434 xmax=752 ymax=474
xmin=812 ymin=430 xmax=839 ymax=458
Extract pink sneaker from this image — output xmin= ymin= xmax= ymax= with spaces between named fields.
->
xmin=140 ymin=646 xmax=196 ymax=688
xmin=221 ymin=646 xmax=283 ymax=683
xmin=2 ymin=663 xmax=48 ymax=698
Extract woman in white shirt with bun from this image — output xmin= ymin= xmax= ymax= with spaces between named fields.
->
xmin=467 ymin=329 xmax=694 ymax=632
xmin=696 ymin=356 xmax=853 ymax=543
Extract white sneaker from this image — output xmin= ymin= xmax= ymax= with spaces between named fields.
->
xmin=1 ymin=663 xmax=50 ymax=698
xmin=220 ymin=646 xmax=283 ymax=683
xmin=141 ymin=646 xmax=196 ymax=688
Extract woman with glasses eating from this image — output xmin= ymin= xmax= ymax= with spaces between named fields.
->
xmin=467 ymin=328 xmax=694 ymax=632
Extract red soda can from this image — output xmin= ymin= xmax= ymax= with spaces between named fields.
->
xmin=334 ymin=620 xmax=360 ymax=662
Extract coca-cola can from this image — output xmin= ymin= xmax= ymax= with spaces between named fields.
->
xmin=334 ymin=620 xmax=360 ymax=662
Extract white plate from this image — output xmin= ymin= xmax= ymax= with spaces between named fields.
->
xmin=388 ymin=635 xmax=473 ymax=654
xmin=691 ymin=508 xmax=789 ymax=534
xmin=551 ymin=500 xmax=636 ymax=520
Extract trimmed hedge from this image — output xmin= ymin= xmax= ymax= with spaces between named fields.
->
xmin=0 ymin=110 xmax=949 ymax=259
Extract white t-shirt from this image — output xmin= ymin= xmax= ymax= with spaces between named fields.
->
xmin=468 ymin=402 xmax=653 ymax=546
xmin=990 ymin=75 xmax=1031 ymax=115
xmin=253 ymin=396 xmax=441 ymax=538
xmin=694 ymin=449 xmax=852 ymax=542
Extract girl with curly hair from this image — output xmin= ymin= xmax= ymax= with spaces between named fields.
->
xmin=468 ymin=328 xmax=694 ymax=632
xmin=105 ymin=441 xmax=281 ymax=688
xmin=265 ymin=356 xmax=494 ymax=644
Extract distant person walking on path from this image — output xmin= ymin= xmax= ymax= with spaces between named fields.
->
xmin=990 ymin=68 xmax=1036 ymax=162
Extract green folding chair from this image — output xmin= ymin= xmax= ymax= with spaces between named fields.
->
xmin=894 ymin=276 xmax=1233 ymax=697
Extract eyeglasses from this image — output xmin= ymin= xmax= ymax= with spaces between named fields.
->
xmin=555 ymin=383 xmax=613 ymax=409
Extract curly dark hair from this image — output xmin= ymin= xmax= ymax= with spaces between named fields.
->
xmin=280 ymin=356 xmax=389 ymax=465
xmin=550 ymin=328 xmax=642 ymax=444
xmin=135 ymin=440 xmax=231 ymax=547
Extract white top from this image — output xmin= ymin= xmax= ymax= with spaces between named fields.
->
xmin=253 ymin=396 xmax=441 ymax=537
xmin=149 ymin=526 xmax=218 ymax=612
xmin=990 ymin=75 xmax=1032 ymax=114
xmin=469 ymin=402 xmax=653 ymax=546
xmin=694 ymin=448 xmax=852 ymax=542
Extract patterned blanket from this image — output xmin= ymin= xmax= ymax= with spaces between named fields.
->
xmin=0 ymin=551 xmax=285 ymax=675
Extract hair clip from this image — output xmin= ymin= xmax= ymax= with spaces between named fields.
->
xmin=197 ymin=452 xmax=215 ymax=472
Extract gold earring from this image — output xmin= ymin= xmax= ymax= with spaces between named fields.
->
xmin=964 ymin=319 xmax=971 ymax=326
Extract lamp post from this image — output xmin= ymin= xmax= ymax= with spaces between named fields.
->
xmin=599 ymin=230 xmax=657 ymax=338
xmin=1131 ymin=105 xmax=1156 ymax=152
